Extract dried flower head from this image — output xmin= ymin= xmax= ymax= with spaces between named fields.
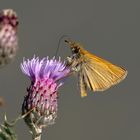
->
xmin=0 ymin=97 xmax=4 ymax=107
xmin=21 ymin=56 xmax=70 ymax=139
xmin=0 ymin=9 xmax=18 ymax=67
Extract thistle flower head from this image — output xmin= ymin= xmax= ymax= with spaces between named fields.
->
xmin=0 ymin=9 xmax=18 ymax=67
xmin=21 ymin=56 xmax=69 ymax=84
xmin=21 ymin=56 xmax=70 ymax=139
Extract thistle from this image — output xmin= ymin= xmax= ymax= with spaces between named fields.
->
xmin=0 ymin=9 xmax=18 ymax=67
xmin=21 ymin=56 xmax=70 ymax=140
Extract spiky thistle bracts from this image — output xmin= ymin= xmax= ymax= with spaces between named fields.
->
xmin=21 ymin=56 xmax=70 ymax=137
xmin=0 ymin=9 xmax=18 ymax=66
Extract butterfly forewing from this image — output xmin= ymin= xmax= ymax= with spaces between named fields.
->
xmin=79 ymin=52 xmax=127 ymax=95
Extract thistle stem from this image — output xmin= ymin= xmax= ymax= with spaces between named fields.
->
xmin=32 ymin=127 xmax=42 ymax=140
xmin=33 ymin=134 xmax=41 ymax=140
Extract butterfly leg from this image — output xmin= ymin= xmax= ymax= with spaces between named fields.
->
xmin=70 ymin=64 xmax=80 ymax=72
xmin=66 ymin=56 xmax=72 ymax=64
xmin=66 ymin=56 xmax=80 ymax=72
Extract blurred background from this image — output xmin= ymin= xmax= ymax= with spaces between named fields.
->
xmin=0 ymin=0 xmax=139 ymax=140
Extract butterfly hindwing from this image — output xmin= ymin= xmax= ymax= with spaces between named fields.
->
xmin=78 ymin=71 xmax=87 ymax=97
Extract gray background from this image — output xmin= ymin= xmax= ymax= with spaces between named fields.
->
xmin=0 ymin=0 xmax=139 ymax=140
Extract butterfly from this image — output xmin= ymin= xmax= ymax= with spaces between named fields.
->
xmin=65 ymin=39 xmax=127 ymax=97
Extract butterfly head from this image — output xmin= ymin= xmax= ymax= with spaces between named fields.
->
xmin=65 ymin=40 xmax=80 ymax=55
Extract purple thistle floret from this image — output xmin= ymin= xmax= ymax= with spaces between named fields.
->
xmin=21 ymin=56 xmax=70 ymax=139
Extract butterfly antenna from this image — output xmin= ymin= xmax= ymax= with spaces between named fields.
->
xmin=55 ymin=35 xmax=70 ymax=57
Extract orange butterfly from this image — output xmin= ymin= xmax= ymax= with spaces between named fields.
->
xmin=65 ymin=40 xmax=127 ymax=97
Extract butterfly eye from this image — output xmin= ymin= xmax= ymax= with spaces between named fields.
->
xmin=72 ymin=47 xmax=79 ymax=54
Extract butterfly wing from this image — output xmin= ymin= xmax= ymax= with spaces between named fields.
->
xmin=78 ymin=51 xmax=127 ymax=97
